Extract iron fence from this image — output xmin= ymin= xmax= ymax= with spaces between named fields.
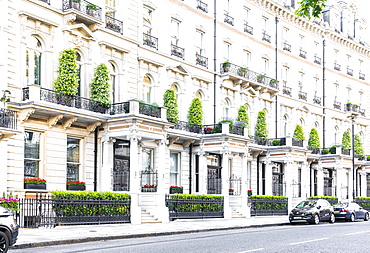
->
xmin=355 ymin=199 xmax=370 ymax=211
xmin=292 ymin=138 xmax=303 ymax=147
xmin=0 ymin=109 xmax=17 ymax=129
xmin=143 ymin=33 xmax=158 ymax=50
xmin=229 ymin=176 xmax=242 ymax=196
xmin=249 ymin=197 xmax=288 ymax=216
xmin=171 ymin=44 xmax=185 ymax=59
xmin=18 ymin=194 xmax=130 ymax=228
xmin=140 ymin=170 xmax=158 ymax=192
xmin=109 ymin=102 xmax=130 ymax=115
xmin=165 ymin=195 xmax=224 ymax=220
xmin=170 ymin=121 xmax=202 ymax=134
xmin=138 ymin=102 xmax=161 ymax=118
xmin=62 ymin=0 xmax=102 ymax=20
xmin=323 ymin=186 xmax=336 ymax=197
xmin=196 ymin=53 xmax=208 ymax=68
xmin=272 ymin=183 xmax=286 ymax=196
xmin=106 ymin=15 xmax=123 ymax=34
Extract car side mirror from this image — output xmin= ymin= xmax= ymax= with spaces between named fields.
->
xmin=316 ymin=205 xmax=321 ymax=209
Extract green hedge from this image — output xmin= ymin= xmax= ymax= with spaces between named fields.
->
xmin=355 ymin=197 xmax=370 ymax=207
xmin=308 ymin=196 xmax=338 ymax=201
xmin=167 ymin=194 xmax=223 ymax=212
xmin=249 ymin=195 xmax=288 ymax=210
xmin=249 ymin=195 xmax=287 ymax=200
xmin=51 ymin=191 xmax=131 ymax=216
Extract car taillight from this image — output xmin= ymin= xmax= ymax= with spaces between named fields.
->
xmin=343 ymin=209 xmax=347 ymax=212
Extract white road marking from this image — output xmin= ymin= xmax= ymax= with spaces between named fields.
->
xmin=238 ymin=248 xmax=264 ymax=253
xmin=345 ymin=230 xmax=370 ymax=236
xmin=289 ymin=238 xmax=329 ymax=245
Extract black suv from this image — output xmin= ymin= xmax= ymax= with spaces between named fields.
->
xmin=289 ymin=199 xmax=335 ymax=225
xmin=0 ymin=206 xmax=19 ymax=253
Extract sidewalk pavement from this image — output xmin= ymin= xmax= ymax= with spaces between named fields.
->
xmin=13 ymin=216 xmax=290 ymax=249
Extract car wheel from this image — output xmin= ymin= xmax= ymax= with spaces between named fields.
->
xmin=364 ymin=213 xmax=369 ymax=221
xmin=312 ymin=214 xmax=320 ymax=225
xmin=349 ymin=213 xmax=355 ymax=222
xmin=0 ymin=231 xmax=9 ymax=253
xmin=329 ymin=213 xmax=335 ymax=223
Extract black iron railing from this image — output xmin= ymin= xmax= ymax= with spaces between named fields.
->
xmin=314 ymin=55 xmax=321 ymax=65
xmin=283 ymin=42 xmax=291 ymax=52
xmin=262 ymin=31 xmax=271 ymax=43
xmin=272 ymin=183 xmax=286 ymax=196
xmin=196 ymin=0 xmax=208 ymax=13
xmin=143 ymin=33 xmax=158 ymax=50
xmin=282 ymin=86 xmax=292 ymax=96
xmin=334 ymin=62 xmax=341 ymax=71
xmin=220 ymin=62 xmax=279 ymax=89
xmin=249 ymin=197 xmax=288 ymax=216
xmin=347 ymin=67 xmax=353 ymax=76
xmin=196 ymin=53 xmax=208 ymax=68
xmin=355 ymin=199 xmax=370 ymax=211
xmin=171 ymin=44 xmax=184 ymax=59
xmin=308 ymin=146 xmax=320 ymax=154
xmin=170 ymin=121 xmax=202 ymax=134
xmin=109 ymin=102 xmax=130 ymax=115
xmin=298 ymin=91 xmax=307 ymax=101
xmin=244 ymin=22 xmax=253 ymax=35
xmin=139 ymin=102 xmax=161 ymax=118
xmin=229 ymin=176 xmax=241 ymax=196
xmin=333 ymin=100 xmax=341 ymax=110
xmin=166 ymin=195 xmax=224 ymax=220
xmin=62 ymin=0 xmax=102 ymax=20
xmin=359 ymin=72 xmax=365 ymax=80
xmin=224 ymin=13 xmax=234 ymax=26
xmin=323 ymin=187 xmax=336 ymax=197
xmin=268 ymin=138 xmax=286 ymax=146
xmin=313 ymin=96 xmax=321 ymax=105
xmin=229 ymin=125 xmax=244 ymax=136
xmin=18 ymin=195 xmax=130 ymax=228
xmin=140 ymin=170 xmax=158 ymax=192
xmin=106 ymin=15 xmax=123 ymax=34
xmin=249 ymin=136 xmax=267 ymax=145
xmin=0 ymin=108 xmax=17 ymax=130
xmin=299 ymin=49 xmax=307 ymax=59
xmin=292 ymin=138 xmax=303 ymax=147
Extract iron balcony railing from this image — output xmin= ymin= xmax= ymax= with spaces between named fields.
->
xmin=196 ymin=0 xmax=208 ymax=13
xmin=249 ymin=136 xmax=267 ymax=145
xmin=262 ymin=31 xmax=271 ymax=43
xmin=292 ymin=138 xmax=303 ymax=147
xmin=105 ymin=15 xmax=123 ymax=34
xmin=334 ymin=62 xmax=341 ymax=71
xmin=244 ymin=22 xmax=253 ymax=35
xmin=347 ymin=67 xmax=353 ymax=76
xmin=333 ymin=100 xmax=341 ymax=110
xmin=62 ymin=0 xmax=102 ymax=20
xmin=299 ymin=49 xmax=307 ymax=59
xmin=224 ymin=13 xmax=234 ymax=26
xmin=170 ymin=121 xmax=202 ymax=134
xmin=282 ymin=86 xmax=292 ymax=96
xmin=0 ymin=108 xmax=17 ymax=130
xmin=283 ymin=42 xmax=291 ymax=52
xmin=196 ymin=53 xmax=208 ymax=68
xmin=203 ymin=124 xmax=222 ymax=134
xmin=313 ymin=95 xmax=321 ymax=105
xmin=220 ymin=62 xmax=279 ymax=89
xmin=359 ymin=107 xmax=366 ymax=117
xmin=298 ymin=91 xmax=307 ymax=101
xmin=139 ymin=102 xmax=161 ymax=118
xmin=267 ymin=138 xmax=286 ymax=146
xmin=314 ymin=55 xmax=321 ymax=65
xmin=308 ymin=146 xmax=320 ymax=154
xmin=359 ymin=72 xmax=365 ymax=80
xmin=171 ymin=44 xmax=185 ymax=59
xmin=108 ymin=102 xmax=130 ymax=115
xmin=143 ymin=33 xmax=158 ymax=50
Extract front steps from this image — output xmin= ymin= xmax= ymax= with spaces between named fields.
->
xmin=141 ymin=209 xmax=161 ymax=224
xmin=231 ymin=208 xmax=246 ymax=218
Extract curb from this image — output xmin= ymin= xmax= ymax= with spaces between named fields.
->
xmin=11 ymin=222 xmax=290 ymax=249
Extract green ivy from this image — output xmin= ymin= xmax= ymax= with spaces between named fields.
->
xmin=308 ymin=128 xmax=320 ymax=149
xmin=188 ymin=98 xmax=203 ymax=125
xmin=90 ymin=63 xmax=111 ymax=107
xmin=53 ymin=49 xmax=79 ymax=95
xmin=293 ymin=124 xmax=305 ymax=140
xmin=163 ymin=89 xmax=179 ymax=123
xmin=255 ymin=110 xmax=268 ymax=140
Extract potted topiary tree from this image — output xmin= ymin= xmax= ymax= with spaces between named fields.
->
xmin=342 ymin=130 xmax=351 ymax=150
xmin=346 ymin=102 xmax=352 ymax=111
xmin=308 ymin=128 xmax=320 ymax=152
xmin=89 ymin=63 xmax=111 ymax=112
xmin=255 ymin=110 xmax=268 ymax=141
xmin=354 ymin=134 xmax=364 ymax=157
xmin=163 ymin=89 xmax=179 ymax=124
xmin=188 ymin=97 xmax=203 ymax=132
xmin=70 ymin=0 xmax=80 ymax=9
xmin=236 ymin=104 xmax=249 ymax=134
xmin=293 ymin=124 xmax=305 ymax=140
xmin=222 ymin=61 xmax=231 ymax=72
xmin=86 ymin=3 xmax=97 ymax=16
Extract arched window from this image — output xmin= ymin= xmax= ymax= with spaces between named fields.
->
xmin=334 ymin=126 xmax=339 ymax=144
xmin=76 ymin=51 xmax=82 ymax=96
xmin=170 ymin=83 xmax=179 ymax=99
xmin=283 ymin=114 xmax=288 ymax=137
xmin=26 ymin=36 xmax=42 ymax=85
xmin=223 ymin=98 xmax=231 ymax=118
xmin=195 ymin=90 xmax=203 ymax=100
xmin=142 ymin=75 xmax=152 ymax=103
xmin=108 ymin=62 xmax=117 ymax=103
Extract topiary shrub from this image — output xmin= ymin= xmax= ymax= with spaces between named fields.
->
xmin=354 ymin=134 xmax=364 ymax=156
xmin=90 ymin=63 xmax=111 ymax=107
xmin=308 ymin=128 xmax=320 ymax=149
xmin=163 ymin=89 xmax=179 ymax=123
xmin=293 ymin=124 xmax=305 ymax=140
xmin=53 ymin=49 xmax=79 ymax=95
xmin=188 ymin=98 xmax=203 ymax=125
xmin=236 ymin=104 xmax=249 ymax=134
xmin=342 ymin=130 xmax=351 ymax=150
xmin=255 ymin=110 xmax=268 ymax=140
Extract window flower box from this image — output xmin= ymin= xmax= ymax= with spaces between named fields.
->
xmin=66 ymin=180 xmax=86 ymax=191
xmin=229 ymin=189 xmax=234 ymax=195
xmin=24 ymin=178 xmax=46 ymax=190
xmin=170 ymin=186 xmax=183 ymax=194
xmin=247 ymin=190 xmax=253 ymax=196
xmin=142 ymin=184 xmax=157 ymax=192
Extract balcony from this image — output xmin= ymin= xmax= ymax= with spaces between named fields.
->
xmin=347 ymin=67 xmax=353 ymax=76
xmin=333 ymin=101 xmax=341 ymax=110
xmin=334 ymin=62 xmax=341 ymax=71
xmin=195 ymin=53 xmax=208 ymax=68
xmin=224 ymin=13 xmax=234 ymax=26
xmin=298 ymin=91 xmax=307 ymax=101
xmin=283 ymin=42 xmax=291 ymax=52
xmin=143 ymin=33 xmax=158 ymax=50
xmin=359 ymin=107 xmax=366 ymax=117
xmin=170 ymin=121 xmax=245 ymax=136
xmin=244 ymin=22 xmax=253 ymax=35
xmin=282 ymin=86 xmax=292 ymax=97
xmin=105 ymin=15 xmax=123 ymax=34
xmin=359 ymin=72 xmax=365 ymax=80
xmin=314 ymin=55 xmax=321 ymax=65
xmin=196 ymin=0 xmax=208 ymax=13
xmin=62 ymin=0 xmax=102 ymax=23
xmin=0 ymin=108 xmax=18 ymax=139
xmin=262 ymin=31 xmax=271 ymax=43
xmin=171 ymin=44 xmax=185 ymax=59
xmin=313 ymin=96 xmax=321 ymax=105
xmin=299 ymin=49 xmax=307 ymax=59
xmin=220 ymin=62 xmax=279 ymax=90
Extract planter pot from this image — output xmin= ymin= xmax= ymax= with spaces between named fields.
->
xmin=24 ymin=183 xmax=46 ymax=190
xmin=346 ymin=105 xmax=352 ymax=111
xmin=70 ymin=1 xmax=80 ymax=10
xmin=352 ymin=107 xmax=359 ymax=112
xmin=248 ymin=192 xmax=252 ymax=196
xmin=67 ymin=185 xmax=86 ymax=191
xmin=223 ymin=66 xmax=230 ymax=72
xmin=170 ymin=188 xmax=183 ymax=194
xmin=87 ymin=9 xmax=95 ymax=16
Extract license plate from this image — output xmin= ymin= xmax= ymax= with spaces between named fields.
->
xmin=334 ymin=211 xmax=340 ymax=213
xmin=293 ymin=217 xmax=302 ymax=219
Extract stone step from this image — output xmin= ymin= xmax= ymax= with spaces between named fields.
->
xmin=141 ymin=209 xmax=161 ymax=223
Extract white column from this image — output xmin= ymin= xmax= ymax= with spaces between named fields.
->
xmin=360 ymin=170 xmax=367 ymax=197
xmin=198 ymin=148 xmax=207 ymax=194
xmin=284 ymin=161 xmax=295 ymax=212
xmin=317 ymin=166 xmax=324 ymax=196
xmin=265 ymin=161 xmax=273 ymax=196
xmin=222 ymin=151 xmax=231 ymax=219
xmin=241 ymin=153 xmax=250 ymax=218
xmin=100 ymin=137 xmax=114 ymax=192
xmin=129 ymin=136 xmax=141 ymax=225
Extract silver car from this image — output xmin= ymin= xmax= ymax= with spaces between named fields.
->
xmin=0 ymin=206 xmax=19 ymax=253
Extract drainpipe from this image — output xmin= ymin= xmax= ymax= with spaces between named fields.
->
xmin=275 ymin=17 xmax=279 ymax=138
xmin=322 ymin=39 xmax=326 ymax=148
xmin=189 ymin=143 xmax=193 ymax=194
xmin=93 ymin=126 xmax=99 ymax=192
xmin=213 ymin=0 xmax=217 ymax=124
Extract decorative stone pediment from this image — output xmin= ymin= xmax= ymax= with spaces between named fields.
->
xmin=64 ymin=24 xmax=96 ymax=41
xmin=167 ymin=65 xmax=190 ymax=76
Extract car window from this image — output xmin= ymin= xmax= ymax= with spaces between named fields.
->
xmin=334 ymin=203 xmax=348 ymax=208
xmin=296 ymin=201 xmax=316 ymax=208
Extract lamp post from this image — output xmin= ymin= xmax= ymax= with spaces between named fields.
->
xmin=351 ymin=114 xmax=355 ymax=200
